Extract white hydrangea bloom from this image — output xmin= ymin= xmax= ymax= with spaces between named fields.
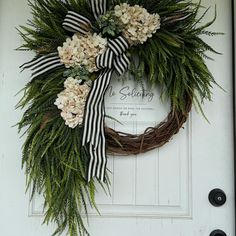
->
xmin=114 ymin=3 xmax=161 ymax=45
xmin=54 ymin=77 xmax=90 ymax=128
xmin=58 ymin=33 xmax=107 ymax=72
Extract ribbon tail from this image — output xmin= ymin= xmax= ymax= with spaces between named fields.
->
xmin=82 ymin=69 xmax=113 ymax=182
xmin=87 ymin=137 xmax=106 ymax=182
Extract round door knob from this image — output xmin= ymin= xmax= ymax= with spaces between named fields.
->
xmin=210 ymin=229 xmax=227 ymax=236
xmin=208 ymin=189 xmax=226 ymax=207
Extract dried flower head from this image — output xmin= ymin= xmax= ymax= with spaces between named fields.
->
xmin=114 ymin=3 xmax=161 ymax=45
xmin=54 ymin=77 xmax=90 ymax=128
xmin=58 ymin=33 xmax=107 ymax=73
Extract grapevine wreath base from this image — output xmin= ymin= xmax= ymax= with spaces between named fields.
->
xmin=106 ymin=93 xmax=192 ymax=155
xmin=17 ymin=0 xmax=219 ymax=235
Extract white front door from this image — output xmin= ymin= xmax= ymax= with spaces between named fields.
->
xmin=0 ymin=0 xmax=234 ymax=236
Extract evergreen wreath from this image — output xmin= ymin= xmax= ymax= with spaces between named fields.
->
xmin=17 ymin=0 xmax=220 ymax=235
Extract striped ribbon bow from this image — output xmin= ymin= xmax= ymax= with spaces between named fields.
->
xmin=62 ymin=0 xmax=130 ymax=182
xmin=21 ymin=0 xmax=130 ymax=183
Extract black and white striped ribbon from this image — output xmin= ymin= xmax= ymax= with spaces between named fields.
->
xmin=83 ymin=69 xmax=113 ymax=182
xmin=22 ymin=0 xmax=130 ymax=183
xmin=20 ymin=53 xmax=63 ymax=80
xmin=82 ymin=36 xmax=130 ymax=182
xmin=108 ymin=37 xmax=130 ymax=75
xmin=90 ymin=0 xmax=107 ymax=20
xmin=62 ymin=11 xmax=92 ymax=34
xmin=20 ymin=10 xmax=92 ymax=81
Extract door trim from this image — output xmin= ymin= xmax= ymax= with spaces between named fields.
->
xmin=232 ymin=0 xmax=236 ymax=232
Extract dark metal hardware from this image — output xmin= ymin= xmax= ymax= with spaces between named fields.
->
xmin=210 ymin=229 xmax=227 ymax=236
xmin=209 ymin=189 xmax=227 ymax=207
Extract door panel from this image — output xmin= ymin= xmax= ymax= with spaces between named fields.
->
xmin=0 ymin=0 xmax=234 ymax=236
xmin=31 ymin=86 xmax=192 ymax=218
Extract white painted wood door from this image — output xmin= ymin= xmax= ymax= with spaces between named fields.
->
xmin=0 ymin=0 xmax=234 ymax=236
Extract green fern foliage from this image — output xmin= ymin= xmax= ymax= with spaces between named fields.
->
xmin=17 ymin=69 xmax=100 ymax=236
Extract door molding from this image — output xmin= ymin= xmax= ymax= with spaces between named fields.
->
xmin=232 ymin=0 xmax=236 ymax=232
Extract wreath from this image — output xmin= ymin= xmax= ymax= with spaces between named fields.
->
xmin=17 ymin=0 xmax=219 ymax=235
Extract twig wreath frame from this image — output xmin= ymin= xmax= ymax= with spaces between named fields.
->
xmin=106 ymin=93 xmax=192 ymax=155
xmin=17 ymin=0 xmax=220 ymax=235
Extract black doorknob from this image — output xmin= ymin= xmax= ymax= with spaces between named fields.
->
xmin=210 ymin=229 xmax=227 ymax=236
xmin=208 ymin=189 xmax=226 ymax=207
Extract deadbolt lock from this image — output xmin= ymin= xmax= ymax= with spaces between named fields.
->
xmin=210 ymin=229 xmax=227 ymax=236
xmin=209 ymin=189 xmax=227 ymax=207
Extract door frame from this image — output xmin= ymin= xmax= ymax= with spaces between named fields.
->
xmin=232 ymin=0 xmax=236 ymax=232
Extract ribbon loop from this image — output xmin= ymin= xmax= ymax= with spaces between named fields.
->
xmin=108 ymin=36 xmax=129 ymax=56
xmin=20 ymin=53 xmax=63 ymax=80
xmin=62 ymin=11 xmax=92 ymax=34
xmin=108 ymin=36 xmax=130 ymax=75
xmin=96 ymin=48 xmax=114 ymax=70
xmin=114 ymin=53 xmax=130 ymax=76
xmin=96 ymin=36 xmax=130 ymax=74
xmin=90 ymin=0 xmax=107 ymax=20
